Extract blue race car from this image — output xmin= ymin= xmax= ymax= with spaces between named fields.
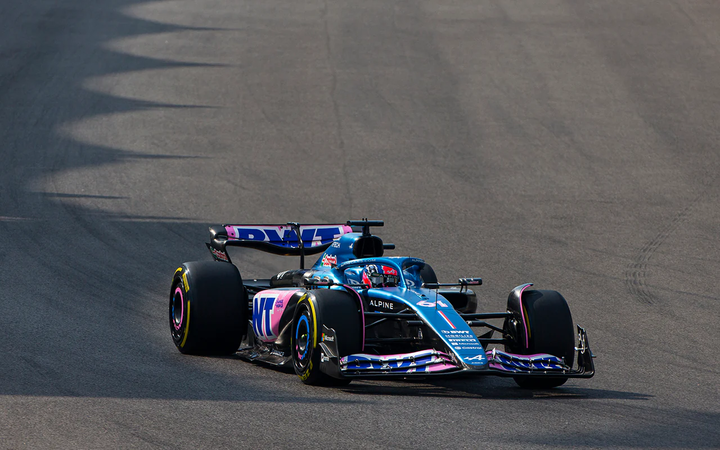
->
xmin=169 ymin=220 xmax=594 ymax=388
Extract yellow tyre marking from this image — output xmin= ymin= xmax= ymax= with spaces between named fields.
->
xmin=300 ymin=362 xmax=313 ymax=381
xmin=182 ymin=272 xmax=189 ymax=293
xmin=180 ymin=300 xmax=191 ymax=348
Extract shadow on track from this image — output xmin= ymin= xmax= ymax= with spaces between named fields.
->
xmin=340 ymin=377 xmax=651 ymax=402
xmin=0 ymin=0 xmax=241 ymax=404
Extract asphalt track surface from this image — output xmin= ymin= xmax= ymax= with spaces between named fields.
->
xmin=2 ymin=0 xmax=720 ymax=448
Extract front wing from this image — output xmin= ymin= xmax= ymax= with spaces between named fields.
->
xmin=318 ymin=325 xmax=595 ymax=379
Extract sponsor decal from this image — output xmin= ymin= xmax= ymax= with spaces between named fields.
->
xmin=270 ymin=349 xmax=285 ymax=357
xmin=226 ymin=225 xmax=350 ymax=248
xmin=331 ymin=241 xmax=341 ymax=248
xmin=383 ymin=266 xmax=398 ymax=276
xmin=253 ymin=295 xmax=278 ymax=340
xmin=465 ymin=354 xmax=485 ymax=362
xmin=441 ymin=330 xmax=475 ymax=341
xmin=321 ymin=254 xmax=338 ymax=267
xmin=210 ymin=247 xmax=229 ymax=262
xmin=369 ymin=299 xmax=395 ymax=310
xmin=441 ymin=329 xmax=472 ymax=335
xmin=440 ymin=329 xmax=483 ymax=351
xmin=321 ymin=333 xmax=335 ymax=342
xmin=339 ymin=257 xmax=387 ymax=270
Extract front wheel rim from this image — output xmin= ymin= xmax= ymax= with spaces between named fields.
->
xmin=294 ymin=306 xmax=313 ymax=371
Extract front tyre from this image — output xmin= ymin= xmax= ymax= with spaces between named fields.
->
xmin=291 ymin=290 xmax=362 ymax=386
xmin=292 ymin=296 xmax=322 ymax=384
xmin=169 ymin=261 xmax=247 ymax=355
xmin=505 ymin=289 xmax=575 ymax=389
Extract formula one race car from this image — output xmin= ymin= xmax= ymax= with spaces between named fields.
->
xmin=169 ymin=220 xmax=594 ymax=388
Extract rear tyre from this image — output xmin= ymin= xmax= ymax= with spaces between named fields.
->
xmin=169 ymin=261 xmax=247 ymax=355
xmin=291 ymin=289 xmax=362 ymax=386
xmin=505 ymin=289 xmax=575 ymax=389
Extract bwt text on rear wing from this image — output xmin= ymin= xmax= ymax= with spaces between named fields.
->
xmin=206 ymin=222 xmax=353 ymax=268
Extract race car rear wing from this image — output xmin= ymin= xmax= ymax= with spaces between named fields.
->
xmin=207 ymin=222 xmax=353 ymax=268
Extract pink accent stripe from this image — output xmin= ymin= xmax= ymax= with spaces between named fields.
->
xmin=342 ymin=349 xmax=451 ymax=362
xmin=518 ymin=284 xmax=532 ymax=348
xmin=490 ymin=351 xmax=560 ymax=359
xmin=425 ymin=362 xmax=457 ymax=372
xmin=173 ymin=287 xmax=184 ymax=331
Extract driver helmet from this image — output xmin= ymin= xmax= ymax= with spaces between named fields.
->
xmin=361 ymin=264 xmax=399 ymax=288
